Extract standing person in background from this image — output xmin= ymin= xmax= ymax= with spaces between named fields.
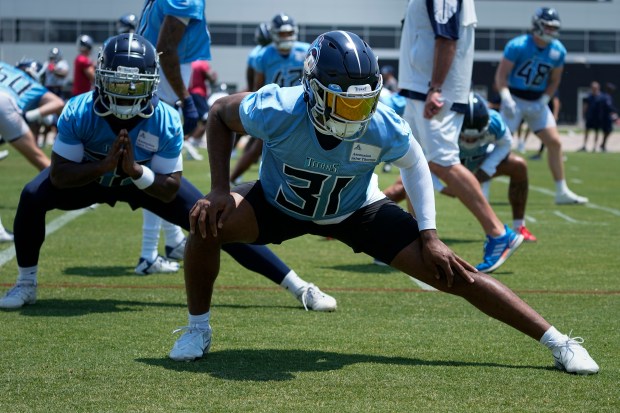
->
xmin=137 ymin=0 xmax=335 ymax=307
xmin=40 ymin=47 xmax=70 ymax=147
xmin=579 ymin=81 xmax=602 ymax=153
xmin=184 ymin=59 xmax=218 ymax=160
xmin=495 ymin=7 xmax=588 ymax=205
xmin=230 ymin=12 xmax=309 ymax=184
xmin=399 ymin=0 xmax=523 ymax=273
xmin=598 ymin=82 xmax=617 ymax=153
xmin=71 ymin=35 xmax=95 ymax=97
xmin=246 ymin=22 xmax=271 ymax=92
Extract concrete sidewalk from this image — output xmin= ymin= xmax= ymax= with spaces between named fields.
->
xmin=519 ymin=127 xmax=619 ymax=153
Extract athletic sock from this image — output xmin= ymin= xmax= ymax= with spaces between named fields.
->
xmin=17 ymin=266 xmax=38 ymax=284
xmin=540 ymin=326 xmax=567 ymax=349
xmin=141 ymin=210 xmax=161 ymax=262
xmin=189 ymin=311 xmax=211 ymax=331
xmin=280 ymin=270 xmax=307 ymax=298
xmin=513 ymin=219 xmax=525 ymax=230
xmin=555 ymin=179 xmax=569 ymax=195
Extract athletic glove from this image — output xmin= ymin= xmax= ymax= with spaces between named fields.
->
xmin=500 ymin=88 xmax=517 ymax=118
xmin=181 ymin=96 xmax=199 ymax=135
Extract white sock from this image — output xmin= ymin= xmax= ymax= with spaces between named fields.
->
xmin=513 ymin=219 xmax=525 ymax=230
xmin=491 ymin=227 xmax=507 ymax=240
xmin=540 ymin=326 xmax=567 ymax=349
xmin=480 ymin=180 xmax=491 ymax=201
xmin=17 ymin=266 xmax=38 ymax=284
xmin=162 ymin=221 xmax=185 ymax=247
xmin=555 ymin=180 xmax=569 ymax=195
xmin=141 ymin=210 xmax=162 ymax=262
xmin=189 ymin=311 xmax=211 ymax=330
xmin=280 ymin=270 xmax=307 ymax=298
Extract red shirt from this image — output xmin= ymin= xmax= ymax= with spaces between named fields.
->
xmin=72 ymin=54 xmax=94 ymax=96
xmin=188 ymin=60 xmax=212 ymax=97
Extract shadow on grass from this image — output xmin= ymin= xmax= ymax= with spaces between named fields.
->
xmin=63 ymin=266 xmax=136 ymax=277
xmin=11 ymin=298 xmax=183 ymax=317
xmin=137 ymin=349 xmax=549 ymax=381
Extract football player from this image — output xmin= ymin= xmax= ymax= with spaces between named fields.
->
xmin=495 ymin=7 xmax=588 ymax=205
xmin=0 ymin=34 xmax=336 ymax=314
xmin=434 ymin=93 xmax=537 ymax=242
xmin=168 ymin=31 xmax=599 ymax=377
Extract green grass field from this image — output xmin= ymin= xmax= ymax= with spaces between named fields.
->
xmin=0 ymin=146 xmax=618 ymax=412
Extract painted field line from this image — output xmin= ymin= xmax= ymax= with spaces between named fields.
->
xmin=0 ymin=207 xmax=92 ymax=267
xmin=553 ymin=210 xmax=579 ymax=223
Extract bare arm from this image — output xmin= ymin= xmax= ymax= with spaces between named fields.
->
xmin=494 ymin=58 xmax=514 ymax=92
xmin=157 ymin=15 xmax=189 ymax=101
xmin=424 ymin=37 xmax=456 ymax=119
xmin=545 ymin=66 xmax=563 ymax=99
xmin=37 ymin=91 xmax=65 ymax=116
xmin=50 ymin=130 xmax=181 ymax=202
xmin=206 ymin=93 xmax=250 ymax=192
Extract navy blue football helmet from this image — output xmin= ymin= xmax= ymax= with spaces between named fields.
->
xmin=16 ymin=59 xmax=43 ymax=82
xmin=532 ymin=7 xmax=561 ymax=43
xmin=269 ymin=13 xmax=298 ymax=53
xmin=302 ymin=31 xmax=383 ymax=141
xmin=94 ymin=33 xmax=159 ymax=119
xmin=117 ymin=13 xmax=138 ymax=34
xmin=460 ymin=92 xmax=490 ymax=149
xmin=254 ymin=22 xmax=272 ymax=47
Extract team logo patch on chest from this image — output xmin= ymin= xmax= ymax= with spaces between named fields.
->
xmin=135 ymin=131 xmax=159 ymax=152
xmin=349 ymin=142 xmax=381 ymax=163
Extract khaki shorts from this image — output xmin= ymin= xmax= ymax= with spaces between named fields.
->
xmin=403 ymin=98 xmax=464 ymax=167
xmin=0 ymin=92 xmax=29 ymax=142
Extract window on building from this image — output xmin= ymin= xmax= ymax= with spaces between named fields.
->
xmin=49 ymin=20 xmax=78 ymax=44
xmin=17 ymin=19 xmax=45 ymax=42
xmin=588 ymin=31 xmax=616 ymax=53
xmin=368 ymin=27 xmax=399 ymax=49
xmin=210 ymin=23 xmax=238 ymax=46
xmin=79 ymin=21 xmax=110 ymax=44
xmin=562 ymin=30 xmax=586 ymax=53
xmin=0 ymin=19 xmax=16 ymax=42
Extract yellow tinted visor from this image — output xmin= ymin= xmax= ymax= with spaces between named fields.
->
xmin=105 ymin=80 xmax=148 ymax=97
xmin=327 ymin=93 xmax=377 ymax=121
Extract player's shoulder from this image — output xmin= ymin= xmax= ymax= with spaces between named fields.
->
xmin=507 ymin=34 xmax=530 ymax=48
xmin=549 ymin=39 xmax=567 ymax=54
xmin=255 ymin=84 xmax=304 ymax=112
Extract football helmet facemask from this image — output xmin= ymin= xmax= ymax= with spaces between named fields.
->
xmin=302 ymin=31 xmax=383 ymax=141
xmin=269 ymin=13 xmax=298 ymax=54
xmin=94 ymin=33 xmax=159 ymax=120
xmin=460 ymin=92 xmax=490 ymax=150
xmin=532 ymin=7 xmax=560 ymax=43
xmin=117 ymin=13 xmax=138 ymax=34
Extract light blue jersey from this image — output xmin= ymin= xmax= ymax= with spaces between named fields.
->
xmin=55 ymin=92 xmax=183 ymax=187
xmin=0 ymin=62 xmax=48 ymax=111
xmin=459 ymin=110 xmax=508 ymax=172
xmin=504 ymin=34 xmax=565 ymax=95
xmin=254 ymin=42 xmax=309 ymax=87
xmin=137 ymin=0 xmax=211 ymax=63
xmin=247 ymin=45 xmax=264 ymax=71
xmin=240 ymin=84 xmax=410 ymax=221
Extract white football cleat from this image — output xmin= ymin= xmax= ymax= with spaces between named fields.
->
xmin=135 ymin=255 xmax=180 ymax=275
xmin=298 ymin=283 xmax=337 ymax=312
xmin=555 ymin=190 xmax=588 ymax=205
xmin=550 ymin=334 xmax=599 ymax=375
xmin=169 ymin=324 xmax=212 ymax=361
xmin=0 ymin=281 xmax=37 ymax=309
xmin=165 ymin=238 xmax=187 ymax=261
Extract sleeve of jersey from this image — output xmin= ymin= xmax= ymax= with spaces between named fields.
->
xmin=151 ymin=111 xmax=184 ymax=173
xmin=426 ymin=0 xmax=461 ymax=40
xmin=162 ymin=0 xmax=200 ymax=20
xmin=480 ymin=111 xmax=511 ymax=177
xmin=240 ymin=87 xmax=278 ymax=141
xmin=392 ymin=135 xmax=437 ymax=231
xmin=503 ymin=38 xmax=519 ymax=61
xmin=53 ymin=101 xmax=85 ymax=162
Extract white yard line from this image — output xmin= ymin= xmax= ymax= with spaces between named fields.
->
xmin=0 ymin=208 xmax=92 ymax=267
xmin=553 ymin=210 xmax=580 ymax=223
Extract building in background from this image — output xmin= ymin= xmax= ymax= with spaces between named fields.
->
xmin=1 ymin=0 xmax=618 ymax=123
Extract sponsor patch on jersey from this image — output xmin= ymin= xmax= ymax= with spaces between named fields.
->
xmin=349 ymin=142 xmax=381 ymax=163
xmin=549 ymin=48 xmax=561 ymax=61
xmin=135 ymin=130 xmax=159 ymax=152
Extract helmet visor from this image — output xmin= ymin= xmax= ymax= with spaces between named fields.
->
xmin=327 ymin=93 xmax=378 ymax=121
xmin=104 ymin=79 xmax=149 ymax=97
